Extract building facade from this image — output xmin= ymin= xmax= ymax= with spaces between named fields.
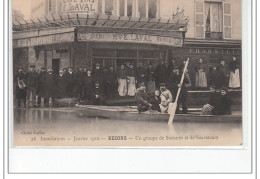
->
xmin=13 ymin=0 xmax=241 ymax=89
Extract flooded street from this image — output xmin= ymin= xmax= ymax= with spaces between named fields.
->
xmin=13 ymin=108 xmax=242 ymax=146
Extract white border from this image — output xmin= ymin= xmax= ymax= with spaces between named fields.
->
xmin=2 ymin=0 xmax=256 ymax=177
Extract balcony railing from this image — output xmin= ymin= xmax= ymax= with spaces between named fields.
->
xmin=205 ymin=31 xmax=223 ymax=40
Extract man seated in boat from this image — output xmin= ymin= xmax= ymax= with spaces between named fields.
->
xmin=135 ymin=83 xmax=153 ymax=113
xmin=201 ymin=85 xmax=218 ymax=115
xmin=159 ymin=83 xmax=173 ymax=113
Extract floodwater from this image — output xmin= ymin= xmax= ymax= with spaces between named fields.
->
xmin=13 ymin=108 xmax=242 ymax=146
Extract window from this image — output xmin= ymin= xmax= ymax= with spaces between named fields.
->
xmin=138 ymin=0 xmax=146 ymax=18
xmin=105 ymin=0 xmax=114 ymax=15
xmin=148 ymin=0 xmax=157 ymax=18
xmin=48 ymin=0 xmax=55 ymax=12
xmin=127 ymin=0 xmax=133 ymax=17
xmin=98 ymin=0 xmax=102 ymax=13
xmin=223 ymin=2 xmax=232 ymax=39
xmin=204 ymin=2 xmax=223 ymax=39
xmin=195 ymin=0 xmax=204 ymax=38
xmin=119 ymin=0 xmax=126 ymax=16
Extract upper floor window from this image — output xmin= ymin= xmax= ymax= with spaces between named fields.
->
xmin=119 ymin=0 xmax=126 ymax=16
xmin=148 ymin=0 xmax=157 ymax=18
xmin=105 ymin=0 xmax=114 ymax=15
xmin=138 ymin=0 xmax=146 ymax=18
xmin=195 ymin=0 xmax=231 ymax=39
xmin=127 ymin=0 xmax=133 ymax=17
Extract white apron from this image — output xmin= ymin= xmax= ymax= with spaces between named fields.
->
xmin=127 ymin=77 xmax=136 ymax=96
xmin=118 ymin=79 xmax=127 ymax=96
xmin=196 ymin=71 xmax=207 ymax=87
xmin=229 ymin=69 xmax=240 ymax=88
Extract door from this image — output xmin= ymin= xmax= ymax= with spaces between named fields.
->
xmin=52 ymin=59 xmax=60 ymax=76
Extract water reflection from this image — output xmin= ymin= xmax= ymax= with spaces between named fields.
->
xmin=13 ymin=108 xmax=242 ymax=146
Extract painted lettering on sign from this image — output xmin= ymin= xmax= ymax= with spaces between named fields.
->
xmin=78 ymin=32 xmax=183 ymax=47
xmin=13 ymin=33 xmax=75 ymax=48
xmin=189 ymin=48 xmax=241 ymax=55
xmin=62 ymin=0 xmax=97 ymax=13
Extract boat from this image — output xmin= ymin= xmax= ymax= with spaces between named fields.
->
xmin=76 ymin=105 xmax=242 ymax=123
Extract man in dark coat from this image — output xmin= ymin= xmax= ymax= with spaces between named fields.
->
xmin=15 ymin=67 xmax=27 ymax=108
xmin=67 ymin=67 xmax=76 ymax=98
xmin=76 ymin=67 xmax=84 ymax=100
xmin=209 ymin=66 xmax=222 ymax=89
xmin=83 ymin=69 xmax=93 ymax=101
xmin=43 ymin=67 xmax=57 ymax=107
xmin=219 ymin=60 xmax=229 ymax=88
xmin=136 ymin=63 xmax=146 ymax=87
xmin=36 ymin=67 xmax=46 ymax=107
xmin=92 ymin=82 xmax=104 ymax=105
xmin=92 ymin=63 xmax=103 ymax=88
xmin=26 ymin=65 xmax=38 ymax=108
xmin=135 ymin=83 xmax=152 ymax=113
xmin=145 ymin=63 xmax=156 ymax=94
xmin=104 ymin=66 xmax=118 ymax=99
xmin=155 ymin=60 xmax=167 ymax=88
xmin=167 ymin=59 xmax=177 ymax=80
xmin=57 ymin=69 xmax=66 ymax=98
xmin=167 ymin=67 xmax=190 ymax=114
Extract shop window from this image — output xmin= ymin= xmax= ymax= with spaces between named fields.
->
xmin=116 ymin=50 xmax=137 ymax=58
xmin=205 ymin=2 xmax=223 ymax=40
xmin=138 ymin=50 xmax=160 ymax=59
xmin=127 ymin=0 xmax=133 ymax=17
xmin=138 ymin=0 xmax=146 ymax=18
xmin=148 ymin=0 xmax=157 ymax=18
xmin=92 ymin=49 xmax=115 ymax=57
xmin=119 ymin=0 xmax=126 ymax=16
xmin=105 ymin=0 xmax=114 ymax=15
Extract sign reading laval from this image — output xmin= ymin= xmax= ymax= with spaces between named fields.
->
xmin=78 ymin=32 xmax=183 ymax=47
xmin=62 ymin=0 xmax=97 ymax=13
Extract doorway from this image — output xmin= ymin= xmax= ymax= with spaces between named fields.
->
xmin=52 ymin=59 xmax=60 ymax=76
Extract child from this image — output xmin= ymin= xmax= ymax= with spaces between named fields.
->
xmin=150 ymin=90 xmax=161 ymax=112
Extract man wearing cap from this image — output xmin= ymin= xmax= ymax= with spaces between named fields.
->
xmin=15 ymin=67 xmax=27 ymax=108
xmin=212 ymin=88 xmax=232 ymax=115
xmin=92 ymin=81 xmax=104 ymax=105
xmin=92 ymin=63 xmax=104 ymax=88
xmin=167 ymin=67 xmax=190 ymax=114
xmin=159 ymin=83 xmax=172 ymax=113
xmin=26 ymin=65 xmax=38 ymax=108
xmin=36 ymin=67 xmax=46 ymax=107
xmin=135 ymin=83 xmax=152 ymax=113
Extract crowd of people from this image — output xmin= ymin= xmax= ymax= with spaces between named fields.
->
xmin=15 ymin=57 xmax=238 ymax=114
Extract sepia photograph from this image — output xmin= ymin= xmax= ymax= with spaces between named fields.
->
xmin=12 ymin=0 xmax=242 ymax=147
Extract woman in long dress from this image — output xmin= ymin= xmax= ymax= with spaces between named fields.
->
xmin=117 ymin=65 xmax=127 ymax=97
xmin=229 ymin=57 xmax=240 ymax=88
xmin=127 ymin=64 xmax=137 ymax=96
xmin=195 ymin=59 xmax=207 ymax=88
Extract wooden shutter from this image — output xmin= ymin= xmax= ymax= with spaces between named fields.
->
xmin=195 ymin=0 xmax=205 ymax=38
xmin=223 ymin=2 xmax=232 ymax=39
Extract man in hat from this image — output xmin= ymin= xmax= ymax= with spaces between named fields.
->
xmin=135 ymin=83 xmax=152 ymax=113
xmin=67 ymin=67 xmax=75 ymax=98
xmin=76 ymin=66 xmax=84 ymax=100
xmin=36 ymin=67 xmax=46 ymax=107
xmin=15 ymin=67 xmax=27 ymax=108
xmin=92 ymin=81 xmax=104 ymax=105
xmin=26 ymin=65 xmax=38 ymax=108
xmin=167 ymin=67 xmax=190 ymax=114
xmin=92 ymin=63 xmax=103 ymax=88
xmin=43 ymin=67 xmax=57 ymax=107
xmin=159 ymin=83 xmax=172 ymax=113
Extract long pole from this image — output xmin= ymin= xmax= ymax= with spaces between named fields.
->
xmin=168 ymin=58 xmax=190 ymax=125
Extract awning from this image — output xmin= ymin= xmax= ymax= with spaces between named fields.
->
xmin=13 ymin=12 xmax=189 ymax=32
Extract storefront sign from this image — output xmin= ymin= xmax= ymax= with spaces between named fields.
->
xmin=62 ymin=0 xmax=98 ymax=13
xmin=188 ymin=48 xmax=241 ymax=55
xmin=13 ymin=32 xmax=74 ymax=48
xmin=78 ymin=32 xmax=183 ymax=47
